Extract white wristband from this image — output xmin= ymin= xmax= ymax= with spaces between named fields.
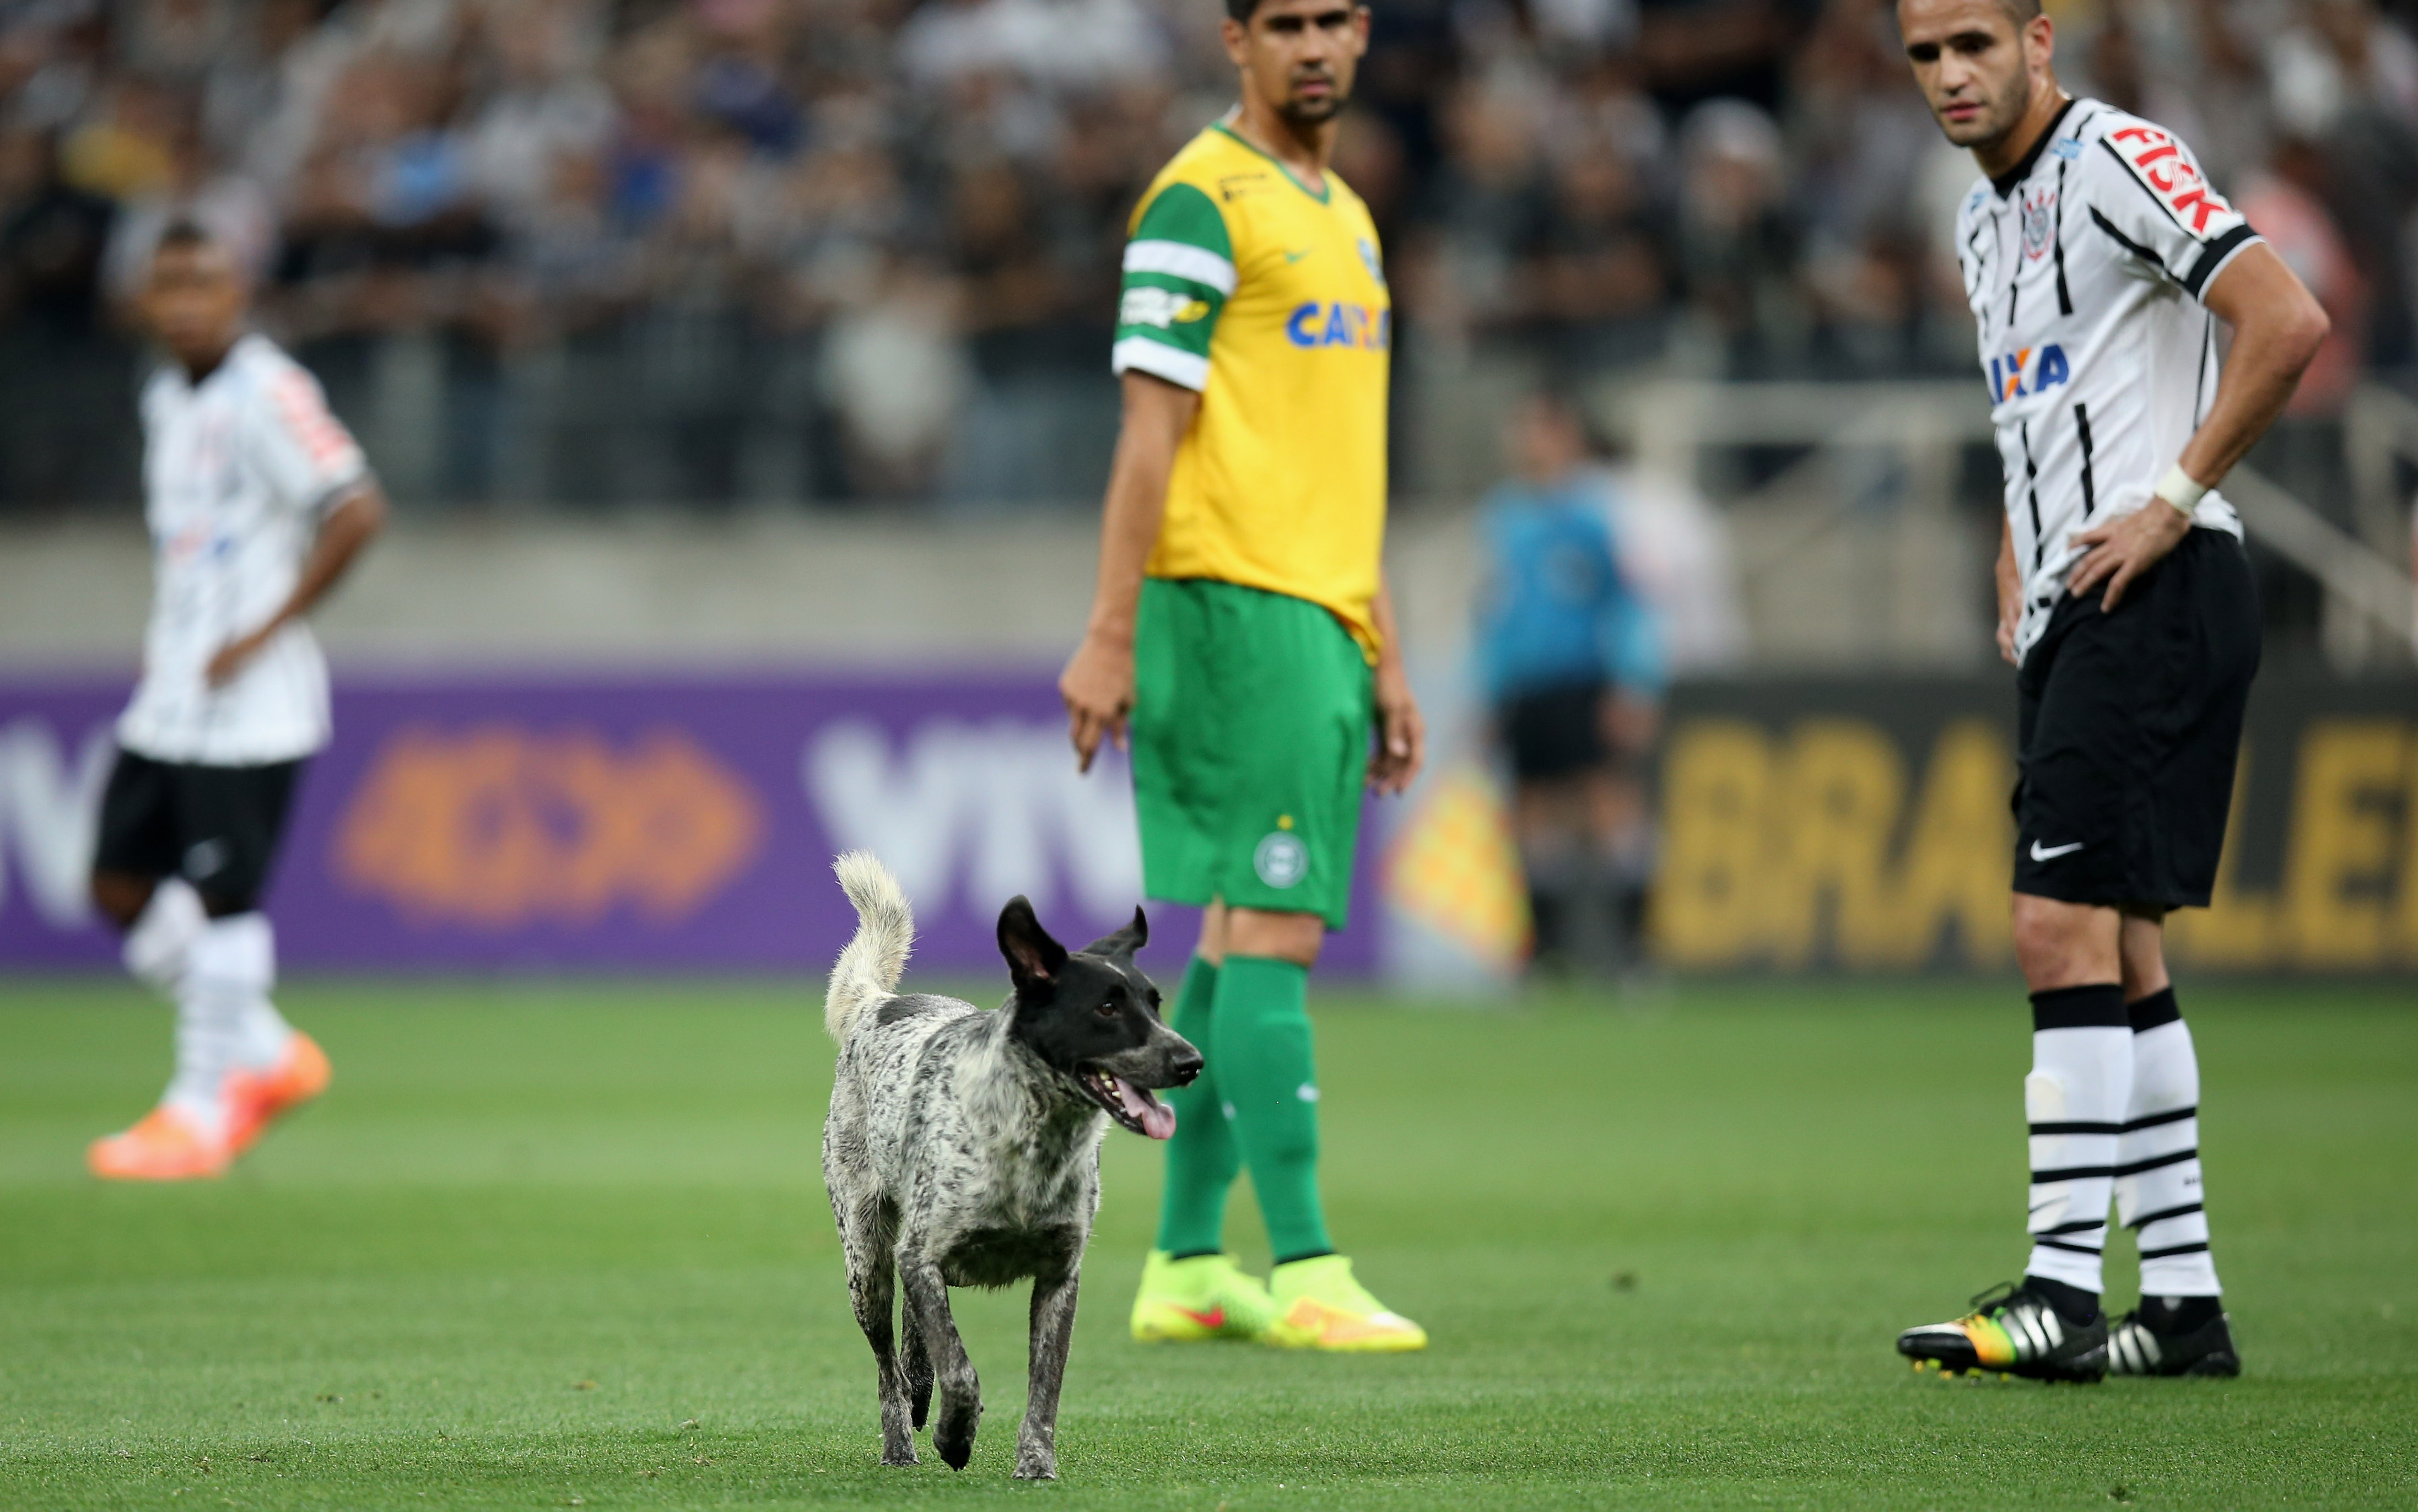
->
xmin=2156 ymin=462 xmax=2209 ymax=517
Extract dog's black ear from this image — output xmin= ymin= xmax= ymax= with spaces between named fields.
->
xmin=1081 ymin=906 xmax=1148 ymax=959
xmin=997 ymin=896 xmax=1068 ymax=991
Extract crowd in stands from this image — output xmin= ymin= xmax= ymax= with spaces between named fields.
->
xmin=0 ymin=0 xmax=2407 ymax=505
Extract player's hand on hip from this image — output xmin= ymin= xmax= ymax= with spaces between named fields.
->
xmin=2068 ymin=499 xmax=2193 ymax=613
xmin=1995 ymin=598 xmax=2021 ymax=666
xmin=1059 ymin=629 xmax=1135 ymax=774
xmin=205 ymin=626 xmax=274 ymax=688
xmin=1367 ymin=660 xmax=1424 ymax=796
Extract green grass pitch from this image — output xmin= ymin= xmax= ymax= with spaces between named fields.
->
xmin=1 ymin=976 xmax=2412 ymax=1510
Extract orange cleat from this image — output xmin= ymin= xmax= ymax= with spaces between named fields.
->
xmin=224 ymin=1032 xmax=332 ymax=1154
xmin=88 ymin=1105 xmax=230 ymax=1181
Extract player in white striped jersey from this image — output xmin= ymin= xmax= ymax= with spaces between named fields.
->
xmin=1957 ymin=99 xmax=2257 ymax=661
xmin=1891 ymin=0 xmax=2328 ymax=1380
xmin=86 ymin=223 xmax=387 ymax=1181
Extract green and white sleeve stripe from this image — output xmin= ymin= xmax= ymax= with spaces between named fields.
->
xmin=1112 ymin=182 xmax=1233 ymax=392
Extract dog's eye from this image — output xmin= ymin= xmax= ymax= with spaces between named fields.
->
xmin=1095 ymin=1001 xmax=1120 ymax=1018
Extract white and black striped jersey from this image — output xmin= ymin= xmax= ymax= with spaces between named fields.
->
xmin=117 ymin=333 xmax=370 ymax=765
xmin=1954 ymin=99 xmax=2263 ymax=662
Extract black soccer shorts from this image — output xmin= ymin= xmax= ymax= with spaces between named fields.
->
xmin=1498 ymin=678 xmax=1613 ymax=783
xmin=91 ymin=749 xmax=306 ymax=914
xmin=2011 ymin=527 xmax=2260 ymax=910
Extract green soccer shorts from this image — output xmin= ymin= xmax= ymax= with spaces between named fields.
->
xmin=1130 ymin=577 xmax=1374 ymax=932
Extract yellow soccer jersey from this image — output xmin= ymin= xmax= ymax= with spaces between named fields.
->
xmin=1113 ymin=121 xmax=1391 ymax=660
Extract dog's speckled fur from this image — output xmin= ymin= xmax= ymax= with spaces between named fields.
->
xmin=819 ymin=852 xmax=1200 ymax=1479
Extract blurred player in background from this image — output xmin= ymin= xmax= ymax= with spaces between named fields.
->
xmin=85 ymin=222 xmax=386 ymax=1181
xmin=1892 ymin=0 xmax=2326 ymax=1378
xmin=1059 ymin=0 xmax=1427 ymax=1351
xmin=1475 ymin=392 xmax=1665 ymax=981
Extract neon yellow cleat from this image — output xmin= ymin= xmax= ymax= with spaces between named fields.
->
xmin=1265 ymin=1255 xmax=1427 ymax=1352
xmin=1130 ymin=1251 xmax=1279 ymax=1342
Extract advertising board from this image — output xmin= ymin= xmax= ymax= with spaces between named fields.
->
xmin=6 ymin=670 xmax=2409 ymax=976
xmin=0 ymin=673 xmax=1381 ymax=975
xmin=1654 ymin=675 xmax=2418 ymax=972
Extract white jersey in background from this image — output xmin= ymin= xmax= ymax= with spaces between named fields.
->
xmin=1955 ymin=99 xmax=2264 ymax=660
xmin=117 ymin=333 xmax=370 ymax=766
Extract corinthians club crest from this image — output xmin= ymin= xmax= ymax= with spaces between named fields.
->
xmin=2021 ymin=187 xmax=2058 ymax=261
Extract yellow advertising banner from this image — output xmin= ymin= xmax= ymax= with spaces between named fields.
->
xmin=1651 ymin=676 xmax=2418 ymax=973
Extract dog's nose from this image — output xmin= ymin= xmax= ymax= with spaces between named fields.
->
xmin=1169 ymin=1046 xmax=1204 ymax=1086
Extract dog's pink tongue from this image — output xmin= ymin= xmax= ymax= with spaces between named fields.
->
xmin=1114 ymin=1077 xmax=1178 ymax=1141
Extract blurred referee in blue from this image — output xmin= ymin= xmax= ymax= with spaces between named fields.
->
xmin=1474 ymin=392 xmax=1663 ymax=978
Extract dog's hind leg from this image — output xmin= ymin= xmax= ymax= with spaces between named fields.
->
xmin=1013 ymin=1265 xmax=1081 ymax=1481
xmin=898 ymin=1254 xmax=980 ymax=1471
xmin=839 ymin=1199 xmax=916 ymax=1466
xmin=900 ymin=1294 xmax=933 ymax=1430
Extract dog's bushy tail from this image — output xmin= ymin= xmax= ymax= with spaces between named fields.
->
xmin=826 ymin=850 xmax=914 ymax=1042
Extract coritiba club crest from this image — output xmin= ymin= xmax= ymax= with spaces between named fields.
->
xmin=1254 ymin=829 xmax=1308 ymax=889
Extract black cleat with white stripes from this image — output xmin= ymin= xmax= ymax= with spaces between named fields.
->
xmin=1897 ymin=1280 xmax=2109 ymax=1383
xmin=2108 ymin=1299 xmax=2240 ymax=1377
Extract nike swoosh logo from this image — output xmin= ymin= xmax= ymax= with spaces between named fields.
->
xmin=1283 ymin=249 xmax=1311 ymax=262
xmin=1173 ymin=1305 xmax=1226 ymax=1329
xmin=2030 ymin=840 xmax=2085 ymax=861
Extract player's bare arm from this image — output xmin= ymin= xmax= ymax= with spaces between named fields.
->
xmin=2068 ymin=246 xmax=2328 ymax=609
xmin=1061 ymin=371 xmax=1197 ymax=771
xmin=206 ymin=482 xmax=390 ymax=687
xmin=1367 ymin=580 xmax=1423 ymax=794
xmin=1995 ymin=515 xmax=2021 ymax=665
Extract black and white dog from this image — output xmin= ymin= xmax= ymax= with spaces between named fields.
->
xmin=819 ymin=851 xmax=1201 ymax=1479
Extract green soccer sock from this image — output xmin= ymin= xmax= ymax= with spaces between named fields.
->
xmin=1212 ymin=954 xmax=1332 ymax=1262
xmin=1153 ymin=955 xmax=1241 ymax=1257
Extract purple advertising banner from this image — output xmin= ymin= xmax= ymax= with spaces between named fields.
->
xmin=0 ymin=673 xmax=1381 ymax=975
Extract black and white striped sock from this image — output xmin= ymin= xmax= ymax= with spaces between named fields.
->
xmin=2023 ymin=984 xmax=2132 ymax=1297
xmin=2117 ymin=987 xmax=2221 ymax=1298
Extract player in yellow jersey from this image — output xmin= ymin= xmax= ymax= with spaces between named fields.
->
xmin=1060 ymin=0 xmax=1428 ymax=1352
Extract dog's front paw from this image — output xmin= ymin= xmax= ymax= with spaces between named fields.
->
xmin=933 ymin=1397 xmax=980 ymax=1471
xmin=879 ymin=1444 xmax=919 ymax=1468
xmin=1012 ymin=1419 xmax=1059 ymax=1481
